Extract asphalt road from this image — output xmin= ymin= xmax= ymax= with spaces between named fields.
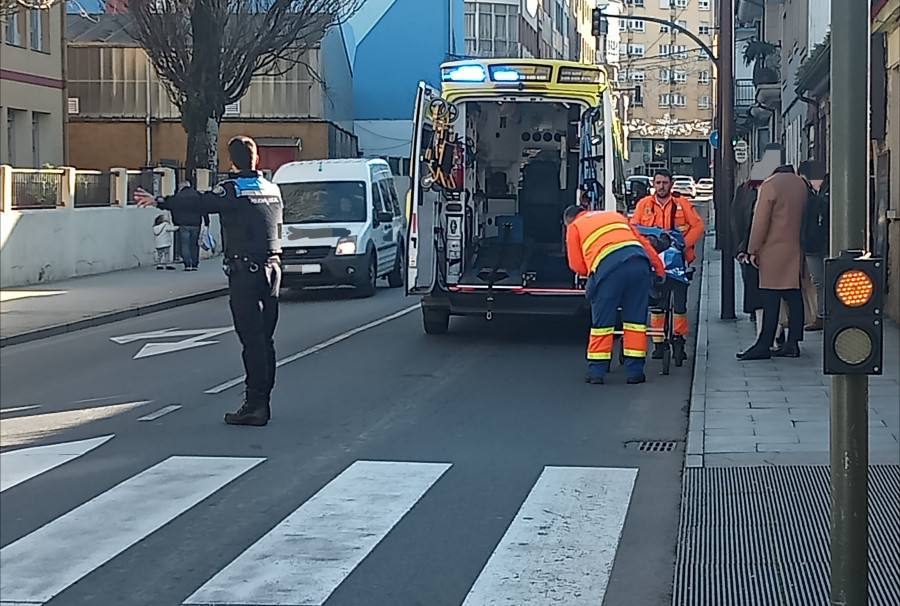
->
xmin=1 ymin=262 xmax=701 ymax=606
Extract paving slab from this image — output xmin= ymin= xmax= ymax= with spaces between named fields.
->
xmin=686 ymin=237 xmax=900 ymax=467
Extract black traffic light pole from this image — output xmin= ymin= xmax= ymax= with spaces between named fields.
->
xmin=594 ymin=9 xmax=735 ymax=320
xmin=829 ymin=0 xmax=870 ymax=602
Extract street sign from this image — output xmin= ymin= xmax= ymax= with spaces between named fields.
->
xmin=709 ymin=130 xmax=719 ymax=149
xmin=734 ymin=140 xmax=749 ymax=163
xmin=111 ymin=327 xmax=233 ymax=359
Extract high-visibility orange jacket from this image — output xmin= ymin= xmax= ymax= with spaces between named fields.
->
xmin=566 ymin=210 xmax=665 ymax=279
xmin=630 ymin=194 xmax=705 ymax=263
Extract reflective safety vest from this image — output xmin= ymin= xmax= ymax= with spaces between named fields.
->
xmin=566 ymin=210 xmax=664 ymax=278
xmin=630 ymin=194 xmax=703 ymax=263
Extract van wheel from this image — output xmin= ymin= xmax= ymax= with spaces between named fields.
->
xmin=357 ymin=252 xmax=377 ymax=298
xmin=387 ymin=247 xmax=404 ymax=288
xmin=422 ymin=309 xmax=450 ymax=335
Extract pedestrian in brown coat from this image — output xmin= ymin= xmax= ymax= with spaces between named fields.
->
xmin=737 ymin=165 xmax=809 ymax=360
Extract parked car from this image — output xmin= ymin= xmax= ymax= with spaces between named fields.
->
xmin=695 ymin=177 xmax=714 ymax=199
xmin=273 ymin=158 xmax=406 ymax=297
xmin=672 ymin=175 xmax=697 ymax=198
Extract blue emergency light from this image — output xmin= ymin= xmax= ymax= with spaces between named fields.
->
xmin=492 ymin=69 xmax=521 ymax=82
xmin=442 ymin=65 xmax=486 ymax=82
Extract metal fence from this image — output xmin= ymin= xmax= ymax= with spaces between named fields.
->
xmin=125 ymin=170 xmax=160 ymax=205
xmin=11 ymin=170 xmax=64 ymax=209
xmin=73 ymin=171 xmax=113 ymax=208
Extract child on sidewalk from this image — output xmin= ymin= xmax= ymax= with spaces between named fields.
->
xmin=153 ymin=214 xmax=179 ymax=270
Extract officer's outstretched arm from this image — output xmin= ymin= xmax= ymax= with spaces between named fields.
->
xmin=158 ymin=184 xmax=244 ymax=215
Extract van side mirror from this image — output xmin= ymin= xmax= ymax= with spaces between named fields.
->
xmin=376 ymin=211 xmax=394 ymax=224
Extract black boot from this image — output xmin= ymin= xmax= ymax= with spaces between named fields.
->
xmin=673 ymin=336 xmax=687 ymax=364
xmin=224 ymin=390 xmax=269 ymax=426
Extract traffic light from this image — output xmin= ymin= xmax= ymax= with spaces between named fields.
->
xmin=823 ymin=252 xmax=885 ymax=375
xmin=591 ymin=9 xmax=604 ymax=36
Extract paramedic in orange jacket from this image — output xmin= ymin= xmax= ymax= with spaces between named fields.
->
xmin=565 ymin=206 xmax=665 ymax=385
xmin=630 ymin=169 xmax=705 ymax=361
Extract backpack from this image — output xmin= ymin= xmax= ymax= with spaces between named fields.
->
xmin=800 ymin=183 xmax=828 ymax=255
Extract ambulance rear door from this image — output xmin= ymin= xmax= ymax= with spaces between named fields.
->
xmin=406 ymin=82 xmax=441 ymax=296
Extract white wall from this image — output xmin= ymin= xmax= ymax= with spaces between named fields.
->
xmin=0 ymin=206 xmax=222 ymax=287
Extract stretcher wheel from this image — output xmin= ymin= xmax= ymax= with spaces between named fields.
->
xmin=661 ymin=347 xmax=671 ymax=375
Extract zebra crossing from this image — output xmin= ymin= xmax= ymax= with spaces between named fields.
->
xmin=1 ymin=435 xmax=639 ymax=606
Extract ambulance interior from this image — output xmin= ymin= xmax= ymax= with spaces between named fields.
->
xmin=459 ymin=100 xmax=593 ymax=290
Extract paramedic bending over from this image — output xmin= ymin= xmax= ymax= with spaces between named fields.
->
xmin=629 ymin=169 xmax=704 ymax=363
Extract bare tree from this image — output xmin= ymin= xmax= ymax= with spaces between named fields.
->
xmin=2 ymin=0 xmax=58 ymax=17
xmin=129 ymin=0 xmax=361 ymax=173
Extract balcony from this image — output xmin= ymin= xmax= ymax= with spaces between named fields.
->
xmin=735 ymin=79 xmax=755 ymax=109
xmin=742 ymin=40 xmax=782 ymax=108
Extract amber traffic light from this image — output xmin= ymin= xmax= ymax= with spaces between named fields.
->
xmin=823 ymin=253 xmax=884 ymax=375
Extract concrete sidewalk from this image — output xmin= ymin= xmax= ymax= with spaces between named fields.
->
xmin=0 ymin=260 xmax=227 ymax=347
xmin=686 ymin=237 xmax=900 ymax=467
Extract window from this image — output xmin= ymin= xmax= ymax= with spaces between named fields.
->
xmin=673 ymin=94 xmax=686 ymax=107
xmin=698 ymin=95 xmax=711 ymax=109
xmin=660 ymin=44 xmax=670 ymax=56
xmin=675 ymin=45 xmax=687 ymax=58
xmin=674 ymin=0 xmax=687 ymax=7
xmin=28 ymin=8 xmax=47 ymax=51
xmin=31 ymin=112 xmax=41 ymax=167
xmin=698 ymin=70 xmax=710 ymax=84
xmin=280 ymin=181 xmax=368 ymax=224
xmin=660 ymin=25 xmax=669 ymax=33
xmin=626 ymin=19 xmax=645 ymax=32
xmin=676 ymin=19 xmax=687 ymax=30
xmin=627 ymin=44 xmax=644 ymax=57
xmin=631 ymin=69 xmax=645 ymax=82
xmin=698 ymin=48 xmax=710 ymax=59
xmin=699 ymin=0 xmax=710 ymax=9
xmin=7 ymin=111 xmax=16 ymax=165
xmin=659 ymin=94 xmax=671 ymax=107
xmin=698 ymin=21 xmax=710 ymax=36
xmin=627 ymin=0 xmax=645 ymax=6
xmin=5 ymin=9 xmax=23 ymax=46
xmin=674 ymin=70 xmax=687 ymax=83
xmin=471 ymin=2 xmax=519 ymax=58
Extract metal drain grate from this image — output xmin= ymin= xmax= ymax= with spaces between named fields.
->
xmin=638 ymin=440 xmax=678 ymax=452
xmin=672 ymin=465 xmax=900 ymax=605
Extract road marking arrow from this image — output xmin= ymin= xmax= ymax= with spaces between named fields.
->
xmin=110 ymin=327 xmax=234 ymax=359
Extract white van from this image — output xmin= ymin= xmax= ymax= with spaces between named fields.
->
xmin=273 ymin=159 xmax=406 ymax=296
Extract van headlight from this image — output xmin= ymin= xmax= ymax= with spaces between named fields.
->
xmin=335 ymin=236 xmax=357 ymax=256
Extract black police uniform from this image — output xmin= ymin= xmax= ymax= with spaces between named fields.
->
xmin=157 ymin=170 xmax=283 ymax=425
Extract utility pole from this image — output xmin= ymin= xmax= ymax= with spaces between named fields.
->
xmin=717 ymin=0 xmax=735 ymax=320
xmin=829 ymin=0 xmax=870 ymax=602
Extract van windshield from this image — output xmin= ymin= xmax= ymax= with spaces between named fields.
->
xmin=279 ymin=181 xmax=367 ymax=224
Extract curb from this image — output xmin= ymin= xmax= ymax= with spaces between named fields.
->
xmin=0 ymin=287 xmax=229 ymax=348
xmin=685 ymin=234 xmax=714 ymax=468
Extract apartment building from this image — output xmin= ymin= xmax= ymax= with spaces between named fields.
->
xmin=1 ymin=3 xmax=67 ymax=167
xmin=618 ymin=0 xmax=715 ymax=177
xmin=463 ymin=0 xmax=571 ymax=60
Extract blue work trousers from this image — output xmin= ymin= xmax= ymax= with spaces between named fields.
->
xmin=585 ymin=256 xmax=652 ymax=379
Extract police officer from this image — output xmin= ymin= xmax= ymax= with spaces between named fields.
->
xmin=564 ymin=205 xmax=665 ymax=385
xmin=134 ymin=136 xmax=283 ymax=426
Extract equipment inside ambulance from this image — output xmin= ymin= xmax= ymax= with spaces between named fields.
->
xmin=405 ymin=60 xmax=627 ymax=334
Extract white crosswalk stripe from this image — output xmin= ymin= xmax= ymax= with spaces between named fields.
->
xmin=183 ymin=460 xmax=452 ymax=606
xmin=0 ymin=455 xmax=264 ymax=605
xmin=0 ymin=442 xmax=640 ymax=606
xmin=461 ymin=466 xmax=638 ymax=606
xmin=0 ymin=434 xmax=114 ymax=493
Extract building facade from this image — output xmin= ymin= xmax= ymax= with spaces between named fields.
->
xmin=617 ymin=0 xmax=716 ymax=178
xmin=1 ymin=3 xmax=67 ymax=167
xmin=462 ymin=0 xmax=573 ymax=60
xmin=65 ymin=14 xmax=356 ymax=172
xmin=350 ymin=0 xmax=464 ymax=170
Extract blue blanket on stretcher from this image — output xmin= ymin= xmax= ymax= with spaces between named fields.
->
xmin=632 ymin=225 xmax=692 ymax=285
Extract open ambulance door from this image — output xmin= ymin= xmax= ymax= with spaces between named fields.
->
xmin=405 ymin=82 xmax=441 ymax=296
